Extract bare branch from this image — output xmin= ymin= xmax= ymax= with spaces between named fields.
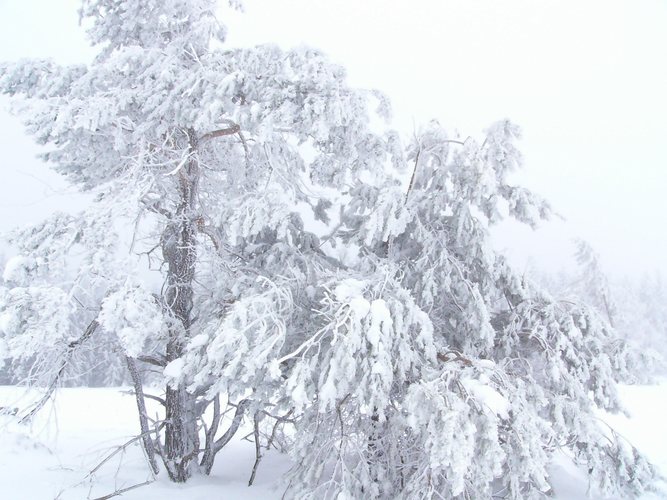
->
xmin=125 ymin=356 xmax=160 ymax=475
xmin=90 ymin=480 xmax=154 ymax=500
xmin=140 ymin=199 xmax=172 ymax=218
xmin=437 ymin=350 xmax=474 ymax=367
xmin=143 ymin=393 xmax=166 ymax=406
xmin=212 ymin=399 xmax=250 ymax=454
xmin=86 ymin=425 xmax=164 ymax=480
xmin=195 ymin=217 xmax=248 ymax=263
xmin=405 ymin=147 xmax=422 ymax=204
xmin=120 ymin=390 xmax=166 ymax=407
xmin=265 ymin=408 xmax=295 ymax=451
xmin=404 ymin=138 xmax=466 ymax=204
xmin=196 ymin=221 xmax=223 ymax=254
xmin=237 ymin=128 xmax=251 ymax=171
xmin=136 ymin=354 xmax=167 ymax=367
xmin=248 ymin=412 xmax=262 ymax=486
xmin=200 ymin=395 xmax=221 ymax=474
xmin=199 ymin=123 xmax=241 ymax=143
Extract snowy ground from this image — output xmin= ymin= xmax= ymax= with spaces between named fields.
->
xmin=0 ymin=383 xmax=665 ymax=499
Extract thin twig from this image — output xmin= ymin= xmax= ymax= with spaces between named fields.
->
xmin=85 ymin=426 xmax=164 ymax=480
xmin=90 ymin=480 xmax=155 ymax=500
xmin=265 ymin=408 xmax=295 ymax=451
xmin=120 ymin=390 xmax=165 ymax=406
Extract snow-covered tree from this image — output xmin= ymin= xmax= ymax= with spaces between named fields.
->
xmin=612 ymin=274 xmax=666 ymax=377
xmin=182 ymin=120 xmax=657 ymax=498
xmin=0 ymin=0 xmax=658 ymax=497
xmin=0 ymin=0 xmax=393 ymax=482
xmin=539 ymin=241 xmax=664 ymax=381
xmin=633 ymin=273 xmax=667 ymax=352
xmin=573 ymin=239 xmax=617 ymax=326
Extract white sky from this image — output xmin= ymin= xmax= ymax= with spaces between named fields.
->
xmin=1 ymin=0 xmax=666 ymax=277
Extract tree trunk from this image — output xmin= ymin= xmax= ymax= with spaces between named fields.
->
xmin=164 ymin=385 xmax=198 ymax=481
xmin=161 ymin=130 xmax=200 ymax=482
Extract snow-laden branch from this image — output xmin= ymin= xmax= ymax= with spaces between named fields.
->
xmin=19 ymin=319 xmax=99 ymax=424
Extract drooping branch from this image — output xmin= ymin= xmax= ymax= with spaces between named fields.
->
xmin=19 ymin=319 xmax=99 ymax=424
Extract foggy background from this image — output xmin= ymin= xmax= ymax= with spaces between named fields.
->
xmin=1 ymin=0 xmax=665 ymax=277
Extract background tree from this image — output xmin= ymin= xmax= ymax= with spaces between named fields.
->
xmin=535 ymin=240 xmax=664 ymax=382
xmin=0 ymin=0 xmax=659 ymax=498
xmin=573 ymin=239 xmax=617 ymax=326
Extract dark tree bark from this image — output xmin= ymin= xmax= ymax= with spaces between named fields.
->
xmin=160 ymin=130 xmax=201 ymax=482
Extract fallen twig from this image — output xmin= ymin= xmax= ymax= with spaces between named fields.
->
xmin=90 ymin=479 xmax=154 ymax=500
